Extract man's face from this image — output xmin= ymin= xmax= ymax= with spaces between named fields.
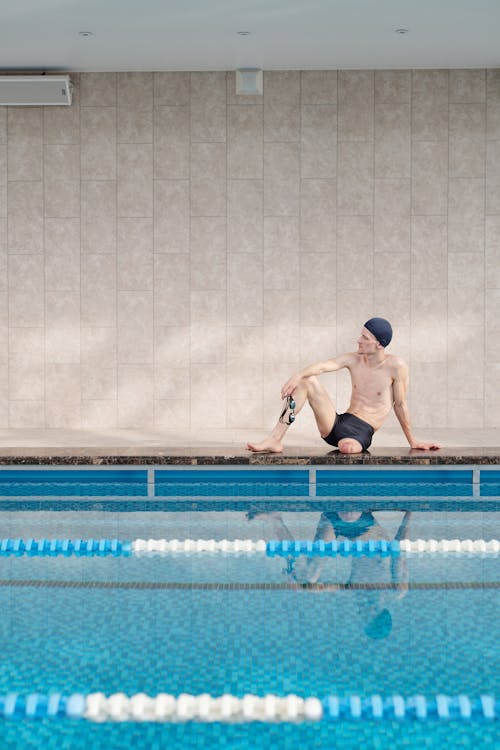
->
xmin=357 ymin=327 xmax=379 ymax=353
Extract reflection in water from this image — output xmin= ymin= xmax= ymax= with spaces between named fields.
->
xmin=248 ymin=509 xmax=412 ymax=640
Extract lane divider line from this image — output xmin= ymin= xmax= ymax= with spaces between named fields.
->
xmin=0 ymin=538 xmax=498 ymax=557
xmin=0 ymin=692 xmax=496 ymax=722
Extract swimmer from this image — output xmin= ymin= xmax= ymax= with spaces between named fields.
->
xmin=247 ymin=317 xmax=440 ymax=454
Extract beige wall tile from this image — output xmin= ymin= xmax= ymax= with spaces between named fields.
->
xmin=0 ymin=145 xmax=6 ymax=218
xmin=154 ymin=180 xmax=189 ymax=253
xmin=264 ymin=142 xmax=300 ymax=216
xmin=117 ymin=218 xmax=153 ymax=291
xmin=227 ymin=326 xmax=264 ymax=362
xmin=449 ymin=103 xmax=486 ymax=178
xmin=9 ymin=254 xmax=44 ymax=326
xmin=411 ymin=290 xmax=447 ymax=362
xmin=301 ymin=71 xmax=337 ymax=104
xmin=9 ymin=327 xmax=44 ymax=400
xmin=154 ymin=326 xmax=190 ymax=368
xmin=447 ymin=326 xmax=484 ymax=399
xmin=81 ymin=327 xmax=117 ymax=368
xmin=117 ymin=73 xmax=153 ymax=144
xmin=486 ymin=289 xmax=500 ymax=361
xmin=228 ymin=106 xmax=263 ymax=179
xmin=117 ymin=364 xmax=154 ymax=428
xmin=375 ymin=71 xmax=411 ymax=103
xmin=449 ymin=69 xmax=486 ymax=102
xmin=226 ymin=360 xmax=262 ymax=400
xmin=45 ymin=363 xmax=81 ymax=402
xmin=412 ymin=70 xmax=449 ymax=141
xmin=300 ymin=326 xmax=337 ymax=366
xmin=409 ymin=363 xmax=447 ymax=428
xmin=447 ymin=399 xmax=483 ymax=428
xmin=81 ymin=400 xmax=117 ymax=429
xmin=190 ymin=364 xmax=226 ymax=428
xmin=117 ymin=291 xmax=154 ymax=364
xmin=0 ymin=219 xmax=6 ymax=290
xmin=190 ymin=72 xmax=226 ymax=143
xmin=9 ymin=401 xmax=45 ymax=428
xmin=300 ymin=254 xmax=337 ymax=326
xmin=45 ymin=218 xmax=80 ymax=292
xmin=154 ymin=254 xmax=190 ymax=325
xmin=154 ymin=399 xmax=190 ymax=430
xmin=264 ymin=217 xmax=300 ymax=291
xmin=411 ymin=141 xmax=448 ymax=215
xmin=229 ymin=253 xmax=263 ymax=326
xmin=80 ymin=73 xmax=116 ymax=107
xmin=80 ymin=107 xmax=116 ymax=180
xmin=0 ymin=363 xmax=7 ymax=426
xmin=45 ymin=402 xmax=82 ymax=428
xmin=337 ymin=215 xmax=373 ymax=290
xmin=264 ymin=290 xmax=299 ymax=325
xmin=448 ymin=178 xmax=484 ymax=253
xmin=82 ymin=365 xmax=116 ymax=400
xmin=264 ymin=71 xmax=300 ymax=142
xmin=374 ymin=103 xmax=411 ymax=179
xmin=154 ymin=72 xmax=190 ymax=106
xmin=190 ymin=324 xmax=226 ymax=364
xmin=7 ymin=108 xmax=43 ymax=181
xmin=300 ymin=179 xmax=336 ymax=253
xmin=154 ymin=106 xmax=190 ymax=179
xmin=81 ymin=254 xmax=117 ymax=327
xmin=8 ymin=181 xmax=43 ymax=254
xmin=337 ymin=142 xmax=374 ymax=215
xmin=486 ymin=99 xmax=500 ymax=139
xmin=263 ymin=322 xmax=299 ymax=366
xmin=300 ymin=105 xmax=336 ymax=179
xmin=117 ymin=143 xmax=153 ymax=217
xmin=373 ymin=254 xmax=410 ymax=324
xmin=190 ymin=142 xmax=226 ymax=216
xmin=44 ymin=144 xmax=81 ymax=217
xmin=45 ymin=291 xmax=80 ymax=364
xmin=191 ymin=290 xmax=226 ymax=325
xmin=190 ymin=217 xmax=227 ymax=290
xmin=374 ymin=179 xmax=410 ymax=253
xmin=411 ymin=216 xmax=447 ymax=289
xmin=336 ymin=293 xmax=374 ymax=352
xmin=228 ymin=179 xmax=263 ymax=253
xmin=44 ymin=98 xmax=80 ymax=145
xmin=227 ymin=398 xmax=263 ymax=429
xmin=338 ymin=71 xmax=374 ymax=141
xmin=0 ymin=109 xmax=5 ymax=143
xmin=486 ymin=215 xmax=500 ymax=288
xmin=81 ymin=181 xmax=116 ymax=254
xmin=154 ymin=366 xmax=190 ymax=400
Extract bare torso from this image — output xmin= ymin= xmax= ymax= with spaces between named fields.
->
xmin=344 ymin=352 xmax=398 ymax=430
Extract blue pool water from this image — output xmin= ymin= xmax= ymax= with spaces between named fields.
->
xmin=0 ymin=466 xmax=498 ymax=749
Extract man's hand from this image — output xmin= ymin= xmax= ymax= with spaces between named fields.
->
xmin=281 ymin=374 xmax=302 ymax=399
xmin=410 ymin=441 xmax=440 ymax=451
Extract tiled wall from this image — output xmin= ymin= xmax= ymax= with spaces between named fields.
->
xmin=0 ymin=69 xmax=499 ymax=431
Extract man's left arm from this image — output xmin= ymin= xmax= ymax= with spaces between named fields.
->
xmin=392 ymin=361 xmax=440 ymax=451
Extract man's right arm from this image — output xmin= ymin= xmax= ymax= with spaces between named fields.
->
xmin=281 ymin=353 xmax=353 ymax=398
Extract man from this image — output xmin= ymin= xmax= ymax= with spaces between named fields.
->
xmin=247 ymin=317 xmax=439 ymax=454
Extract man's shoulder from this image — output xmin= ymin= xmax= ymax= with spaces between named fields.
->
xmin=386 ymin=354 xmax=408 ymax=373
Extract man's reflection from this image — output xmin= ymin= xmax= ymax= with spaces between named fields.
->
xmin=247 ymin=508 xmax=412 ymax=640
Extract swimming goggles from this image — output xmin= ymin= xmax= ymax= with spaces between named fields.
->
xmin=279 ymin=395 xmax=296 ymax=425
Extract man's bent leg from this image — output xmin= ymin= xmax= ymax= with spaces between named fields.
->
xmin=337 ymin=437 xmax=363 ymax=454
xmin=246 ymin=376 xmax=336 ymax=453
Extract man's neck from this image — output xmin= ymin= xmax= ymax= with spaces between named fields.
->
xmin=362 ymin=350 xmax=386 ymax=368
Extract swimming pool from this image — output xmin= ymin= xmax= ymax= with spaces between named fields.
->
xmin=0 ymin=465 xmax=498 ymax=749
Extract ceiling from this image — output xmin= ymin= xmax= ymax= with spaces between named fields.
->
xmin=1 ymin=0 xmax=499 ymax=73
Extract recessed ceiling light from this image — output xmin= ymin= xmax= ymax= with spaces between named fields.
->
xmin=237 ymin=31 xmax=251 ymax=36
xmin=395 ymin=28 xmax=409 ymax=34
xmin=78 ymin=31 xmax=94 ymax=37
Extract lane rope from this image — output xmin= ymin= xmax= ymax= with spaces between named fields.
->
xmin=0 ymin=691 xmax=496 ymax=722
xmin=0 ymin=537 xmax=498 ymax=557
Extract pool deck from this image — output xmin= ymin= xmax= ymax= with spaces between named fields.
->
xmin=0 ymin=429 xmax=498 ymax=465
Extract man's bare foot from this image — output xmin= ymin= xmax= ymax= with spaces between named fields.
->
xmin=246 ymin=437 xmax=283 ymax=453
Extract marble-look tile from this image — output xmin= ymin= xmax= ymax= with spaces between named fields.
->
xmin=0 ymin=364 xmax=7 ymax=426
xmin=80 ymin=73 xmax=117 ymax=107
xmin=263 ymin=322 xmax=300 ymax=366
xmin=264 ymin=217 xmax=299 ymax=290
xmin=190 ymin=72 xmax=226 ymax=142
xmin=485 ymin=288 xmax=500 ymax=361
xmin=154 ymin=72 xmax=190 ymax=105
xmin=117 ymin=73 xmax=153 ymax=144
xmin=117 ymin=143 xmax=153 ymax=217
xmin=299 ymin=326 xmax=337 ymax=366
xmin=228 ymin=106 xmax=263 ymax=179
xmin=154 ymin=106 xmax=190 ymax=179
xmin=264 ymin=142 xmax=300 ymax=216
xmin=374 ymin=179 xmax=410 ymax=253
xmin=0 ymin=109 xmax=5 ymax=144
xmin=80 ymin=107 xmax=116 ymax=180
xmin=301 ymin=71 xmax=337 ymax=104
xmin=447 ymin=326 xmax=484 ymax=399
xmin=154 ymin=366 xmax=190 ymax=400
xmin=448 ymin=288 xmax=484 ymax=327
xmin=411 ymin=216 xmax=447 ymax=289
xmin=45 ymin=292 xmax=80 ymax=364
xmin=337 ymin=216 xmax=373 ymax=291
xmin=44 ymin=144 xmax=81 ymax=218
xmin=154 ymin=399 xmax=190 ymax=430
xmin=227 ymin=360 xmax=262 ymax=399
xmin=338 ymin=71 xmax=374 ymax=141
xmin=190 ymin=291 xmax=226 ymax=327
xmin=190 ymin=323 xmax=226 ymax=364
xmin=117 ymin=364 xmax=154 ymax=428
xmin=0 ymin=145 xmax=5 ymax=218
xmin=409 ymin=363 xmax=447 ymax=429
xmin=336 ymin=295 xmax=374 ymax=352
xmin=45 ymin=363 xmax=81 ymax=401
xmin=81 ymin=400 xmax=117 ymax=429
xmin=45 ymin=218 xmax=80 ymax=292
xmin=45 ymin=402 xmax=82 ymax=429
xmin=190 ymin=364 xmax=226 ymax=428
xmin=337 ymin=142 xmax=374 ymax=215
xmin=44 ymin=100 xmax=80 ymax=145
xmin=81 ymin=254 xmax=117 ymax=327
xmin=486 ymin=98 xmax=500 ymax=140
xmin=227 ymin=326 xmax=264 ymax=362
xmin=411 ymin=290 xmax=447 ymax=362
xmin=375 ymin=71 xmax=411 ymax=103
xmin=264 ymin=71 xmax=300 ymax=142
xmin=448 ymin=252 xmax=485 ymax=290
xmin=154 ymin=254 xmax=190 ymax=326
xmin=447 ymin=399 xmax=484 ymax=429
xmin=228 ymin=179 xmax=263 ymax=253
xmin=228 ymin=253 xmax=263 ymax=326
xmin=449 ymin=69 xmax=486 ymax=102
xmin=411 ymin=69 xmax=449 ymax=141
xmin=45 ymin=180 xmax=81 ymax=219
xmin=190 ymin=217 xmax=226 ymax=290
xmin=9 ymin=401 xmax=45 ymax=428
xmin=81 ymin=327 xmax=117 ymax=368
xmin=81 ymin=181 xmax=116 ymax=254
xmin=485 ymin=362 xmax=500 ymax=401
xmin=190 ymin=142 xmax=226 ymax=216
xmin=117 ymin=291 xmax=154 ymax=364
xmin=411 ymin=141 xmax=448 ymax=215
xmin=374 ymin=103 xmax=411 ymax=178
xmin=117 ymin=108 xmax=153 ymax=144
xmin=9 ymin=327 xmax=44 ymax=400
xmin=485 ymin=215 xmax=500 ymax=288
xmin=7 ymin=108 xmax=43 ymax=181
xmin=117 ymin=218 xmax=153 ymax=291
xmin=449 ymin=103 xmax=486 ymax=178
xmin=227 ymin=398 xmax=263 ymax=429
xmin=154 ymin=326 xmax=190 ymax=368
xmin=8 ymin=255 xmax=44 ymax=327
xmin=448 ymin=178 xmax=484 ymax=253
xmin=300 ymin=179 xmax=336 ymax=252
xmin=373 ymin=254 xmax=410 ymax=325
xmin=0 ymin=222 xmax=6 ymax=290
xmin=7 ymin=181 xmax=43 ymax=254
xmin=300 ymin=254 xmax=337 ymax=326
xmin=154 ymin=180 xmax=189 ymax=253
xmin=81 ymin=366 xmax=116 ymax=401
xmin=263 ymin=290 xmax=300 ymax=325
xmin=300 ymin=105 xmax=336 ymax=179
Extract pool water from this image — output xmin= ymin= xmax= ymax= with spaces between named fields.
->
xmin=0 ymin=495 xmax=498 ymax=749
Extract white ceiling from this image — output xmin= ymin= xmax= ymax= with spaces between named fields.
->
xmin=1 ymin=0 xmax=499 ymax=73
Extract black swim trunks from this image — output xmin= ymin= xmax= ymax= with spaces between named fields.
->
xmin=323 ymin=412 xmax=374 ymax=451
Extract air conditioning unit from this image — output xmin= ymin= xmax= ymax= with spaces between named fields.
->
xmin=0 ymin=75 xmax=73 ymax=106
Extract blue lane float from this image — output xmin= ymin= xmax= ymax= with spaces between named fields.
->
xmin=0 ymin=692 xmax=496 ymax=723
xmin=0 ymin=538 xmax=132 ymax=557
xmin=266 ymin=539 xmax=401 ymax=557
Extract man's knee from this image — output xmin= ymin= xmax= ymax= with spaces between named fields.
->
xmin=338 ymin=438 xmax=363 ymax=454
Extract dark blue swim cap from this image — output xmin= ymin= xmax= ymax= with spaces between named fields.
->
xmin=364 ymin=317 xmax=393 ymax=347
